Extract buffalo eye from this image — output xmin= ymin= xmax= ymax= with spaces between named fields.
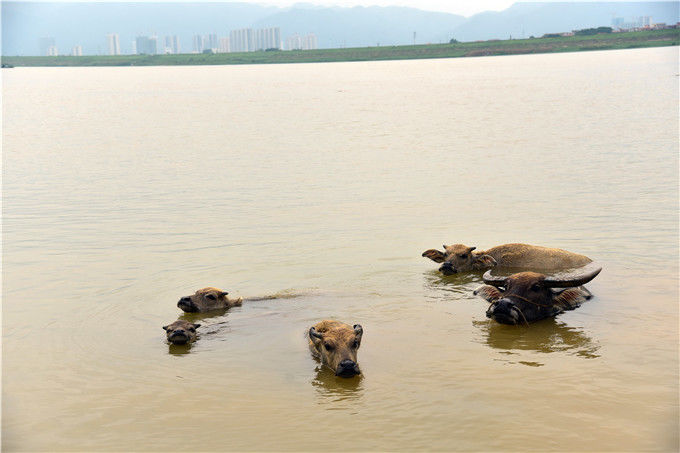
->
xmin=206 ymin=294 xmax=217 ymax=300
xmin=324 ymin=343 xmax=334 ymax=351
xmin=188 ymin=327 xmax=196 ymax=333
xmin=460 ymin=254 xmax=467 ymax=259
xmin=352 ymin=340 xmax=359 ymax=349
xmin=530 ymin=283 xmax=542 ymax=292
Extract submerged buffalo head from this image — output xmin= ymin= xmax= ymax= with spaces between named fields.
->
xmin=308 ymin=320 xmax=363 ymax=377
xmin=177 ymin=287 xmax=241 ymax=313
xmin=163 ymin=320 xmax=201 ymax=345
xmin=475 ymin=265 xmax=601 ymax=325
xmin=422 ymin=244 xmax=497 ymax=275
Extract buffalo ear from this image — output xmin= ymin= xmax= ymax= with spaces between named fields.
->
xmin=473 ymin=285 xmax=502 ymax=303
xmin=219 ymin=291 xmax=229 ymax=297
xmin=472 ymin=254 xmax=497 ymax=270
xmin=192 ymin=323 xmax=201 ymax=329
xmin=353 ymin=324 xmax=363 ymax=338
xmin=162 ymin=325 xmax=169 ymax=331
xmin=422 ymin=249 xmax=446 ymax=263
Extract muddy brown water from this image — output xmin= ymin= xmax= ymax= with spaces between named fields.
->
xmin=2 ymin=47 xmax=678 ymax=451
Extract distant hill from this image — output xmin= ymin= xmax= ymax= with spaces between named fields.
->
xmin=451 ymin=2 xmax=679 ymax=41
xmin=252 ymin=5 xmax=465 ymax=48
xmin=2 ymin=2 xmax=678 ymax=56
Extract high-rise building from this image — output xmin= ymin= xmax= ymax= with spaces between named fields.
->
xmin=286 ymin=33 xmax=303 ymax=51
xmin=192 ymin=34 xmax=204 ymax=53
xmin=218 ymin=37 xmax=230 ymax=53
xmin=230 ymin=29 xmax=253 ymax=52
xmin=47 ymin=45 xmax=58 ymax=56
xmin=171 ymin=35 xmax=180 ymax=54
xmin=71 ymin=45 xmax=83 ymax=56
xmin=206 ymin=34 xmax=219 ymax=51
xmin=107 ymin=33 xmax=121 ymax=55
xmin=135 ymin=35 xmax=157 ymax=55
xmin=255 ymin=27 xmax=281 ymax=50
xmin=303 ymin=33 xmax=318 ymax=50
xmin=164 ymin=36 xmax=173 ymax=54
xmin=163 ymin=35 xmax=180 ymax=54
xmin=39 ymin=37 xmax=55 ymax=56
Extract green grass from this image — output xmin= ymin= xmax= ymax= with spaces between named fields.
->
xmin=3 ymin=29 xmax=678 ymax=67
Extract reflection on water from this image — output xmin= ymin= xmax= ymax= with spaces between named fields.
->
xmin=423 ymin=270 xmax=484 ymax=300
xmin=474 ymin=317 xmax=599 ymax=360
xmin=167 ymin=343 xmax=193 ymax=355
xmin=311 ymin=364 xmax=364 ymax=407
xmin=178 ymin=308 xmax=230 ymax=323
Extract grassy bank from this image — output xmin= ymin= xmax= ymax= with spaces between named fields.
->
xmin=3 ymin=29 xmax=678 ymax=67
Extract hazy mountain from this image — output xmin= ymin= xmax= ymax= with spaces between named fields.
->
xmin=253 ymin=5 xmax=465 ymax=48
xmin=2 ymin=2 xmax=678 ymax=56
xmin=451 ymin=2 xmax=679 ymax=41
xmin=1 ymin=2 xmax=464 ymax=55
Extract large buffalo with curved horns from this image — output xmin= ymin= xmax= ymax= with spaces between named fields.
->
xmin=474 ymin=263 xmax=602 ymax=325
xmin=422 ymin=243 xmax=593 ymax=275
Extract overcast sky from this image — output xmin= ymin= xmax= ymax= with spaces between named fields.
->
xmin=257 ymin=1 xmax=517 ymax=17
xmin=9 ymin=0 xmax=662 ymax=17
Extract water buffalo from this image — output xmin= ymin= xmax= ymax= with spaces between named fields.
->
xmin=474 ymin=263 xmax=601 ymax=325
xmin=177 ymin=287 xmax=243 ymax=313
xmin=163 ymin=320 xmax=201 ymax=345
xmin=308 ymin=320 xmax=363 ymax=378
xmin=422 ymin=243 xmax=593 ymax=275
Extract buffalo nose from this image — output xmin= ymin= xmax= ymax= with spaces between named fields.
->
xmin=439 ymin=263 xmax=456 ymax=274
xmin=339 ymin=359 xmax=356 ymax=369
xmin=494 ymin=299 xmax=515 ymax=313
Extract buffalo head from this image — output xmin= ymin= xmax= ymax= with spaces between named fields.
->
xmin=474 ymin=264 xmax=601 ymax=325
xmin=308 ymin=320 xmax=363 ymax=377
xmin=422 ymin=243 xmax=497 ymax=275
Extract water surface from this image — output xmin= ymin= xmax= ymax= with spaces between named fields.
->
xmin=3 ymin=47 xmax=678 ymax=451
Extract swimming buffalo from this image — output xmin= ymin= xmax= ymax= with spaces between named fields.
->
xmin=177 ymin=287 xmax=243 ymax=313
xmin=163 ymin=320 xmax=201 ymax=345
xmin=474 ymin=264 xmax=601 ymax=325
xmin=308 ymin=320 xmax=363 ymax=378
xmin=422 ymin=243 xmax=593 ymax=275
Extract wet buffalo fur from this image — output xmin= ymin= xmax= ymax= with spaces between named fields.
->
xmin=177 ymin=287 xmax=243 ymax=313
xmin=422 ymin=243 xmax=592 ymax=275
xmin=308 ymin=320 xmax=363 ymax=378
xmin=474 ymin=271 xmax=593 ymax=325
xmin=163 ymin=320 xmax=201 ymax=345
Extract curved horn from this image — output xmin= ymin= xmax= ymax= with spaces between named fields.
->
xmin=482 ymin=270 xmax=508 ymax=287
xmin=544 ymin=263 xmax=602 ymax=288
xmin=219 ymin=291 xmax=229 ymax=296
xmin=309 ymin=327 xmax=324 ymax=340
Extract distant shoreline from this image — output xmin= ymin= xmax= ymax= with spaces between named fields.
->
xmin=2 ymin=29 xmax=678 ymax=67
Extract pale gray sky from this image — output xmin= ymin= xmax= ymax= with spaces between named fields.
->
xmin=258 ymin=1 xmax=517 ymax=17
xmin=11 ymin=0 xmax=660 ymax=17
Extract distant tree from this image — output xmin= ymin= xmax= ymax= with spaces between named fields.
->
xmin=449 ymin=38 xmax=458 ymax=44
xmin=575 ymin=26 xmax=613 ymax=36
